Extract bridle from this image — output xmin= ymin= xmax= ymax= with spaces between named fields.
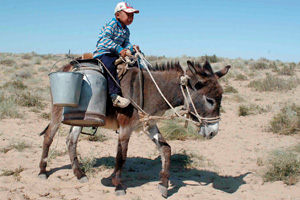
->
xmin=179 ymin=74 xmax=221 ymax=127
xmin=135 ymin=51 xmax=221 ymax=128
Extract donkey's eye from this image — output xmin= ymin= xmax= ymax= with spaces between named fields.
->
xmin=195 ymin=82 xmax=204 ymax=90
xmin=206 ymin=97 xmax=215 ymax=106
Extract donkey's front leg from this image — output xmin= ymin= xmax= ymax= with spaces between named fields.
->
xmin=148 ymin=125 xmax=171 ymax=198
xmin=66 ymin=126 xmax=88 ymax=183
xmin=111 ymin=126 xmax=132 ymax=196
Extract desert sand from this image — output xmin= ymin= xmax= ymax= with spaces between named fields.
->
xmin=0 ymin=54 xmax=300 ymax=200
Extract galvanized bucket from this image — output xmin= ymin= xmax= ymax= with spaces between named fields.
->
xmin=49 ymin=71 xmax=83 ymax=107
xmin=62 ymin=69 xmax=107 ymax=127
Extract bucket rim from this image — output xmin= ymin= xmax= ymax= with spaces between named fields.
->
xmin=48 ymin=71 xmax=84 ymax=76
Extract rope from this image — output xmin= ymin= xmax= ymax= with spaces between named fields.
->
xmin=134 ymin=49 xmax=206 ymax=126
xmin=95 ymin=58 xmax=148 ymax=115
xmin=134 ymin=47 xmax=221 ymax=125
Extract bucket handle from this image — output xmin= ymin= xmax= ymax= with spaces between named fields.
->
xmin=48 ymin=56 xmax=80 ymax=75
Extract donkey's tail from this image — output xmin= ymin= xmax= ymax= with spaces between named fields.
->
xmin=40 ymin=124 xmax=50 ymax=136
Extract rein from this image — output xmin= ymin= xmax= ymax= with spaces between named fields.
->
xmin=97 ymin=50 xmax=221 ymax=130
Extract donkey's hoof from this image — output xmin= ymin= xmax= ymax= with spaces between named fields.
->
xmin=158 ymin=183 xmax=168 ymax=198
xmin=115 ymin=189 xmax=126 ymax=196
xmin=79 ymin=176 xmax=89 ymax=183
xmin=38 ymin=173 xmax=47 ymax=180
xmin=115 ymin=184 xmax=126 ymax=196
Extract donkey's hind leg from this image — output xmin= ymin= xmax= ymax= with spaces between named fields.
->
xmin=147 ymin=125 xmax=171 ymax=198
xmin=38 ymin=109 xmax=62 ymax=179
xmin=66 ymin=126 xmax=88 ymax=183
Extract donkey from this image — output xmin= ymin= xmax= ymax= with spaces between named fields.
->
xmin=38 ymin=59 xmax=230 ymax=197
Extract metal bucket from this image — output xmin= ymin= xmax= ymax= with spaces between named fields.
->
xmin=49 ymin=72 xmax=83 ymax=107
xmin=62 ymin=69 xmax=107 ymax=127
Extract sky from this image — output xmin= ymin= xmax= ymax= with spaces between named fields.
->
xmin=0 ymin=0 xmax=299 ymax=62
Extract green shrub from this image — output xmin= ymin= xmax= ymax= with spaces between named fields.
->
xmin=159 ymin=119 xmax=202 ymax=141
xmin=87 ymin=134 xmax=107 ymax=142
xmin=235 ymin=74 xmax=248 ymax=81
xmin=224 ymin=85 xmax=238 ymax=93
xmin=80 ymin=156 xmax=96 ymax=174
xmin=238 ymin=104 xmax=269 ymax=116
xmin=263 ymin=150 xmax=300 ymax=185
xmin=15 ymin=92 xmax=44 ymax=108
xmin=268 ymin=104 xmax=300 ymax=135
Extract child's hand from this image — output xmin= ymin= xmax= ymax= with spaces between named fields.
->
xmin=119 ymin=49 xmax=127 ymax=58
xmin=133 ymin=45 xmax=140 ymax=52
xmin=120 ymin=49 xmax=132 ymax=58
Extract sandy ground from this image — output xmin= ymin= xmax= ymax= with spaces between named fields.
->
xmin=0 ymin=56 xmax=300 ymax=200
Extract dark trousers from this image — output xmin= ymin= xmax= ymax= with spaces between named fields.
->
xmin=97 ymin=53 xmax=121 ymax=95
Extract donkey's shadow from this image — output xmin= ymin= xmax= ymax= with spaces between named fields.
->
xmin=97 ymin=154 xmax=250 ymax=196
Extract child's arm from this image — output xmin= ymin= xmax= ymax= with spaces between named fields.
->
xmin=98 ymin=23 xmax=125 ymax=54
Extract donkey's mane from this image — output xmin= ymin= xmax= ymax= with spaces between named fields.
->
xmin=150 ymin=61 xmax=183 ymax=72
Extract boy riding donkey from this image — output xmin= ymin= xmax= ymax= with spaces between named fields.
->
xmin=93 ymin=2 xmax=140 ymax=108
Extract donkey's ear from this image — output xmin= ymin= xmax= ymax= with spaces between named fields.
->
xmin=215 ymin=65 xmax=231 ymax=79
xmin=187 ymin=60 xmax=197 ymax=75
xmin=187 ymin=60 xmax=206 ymax=83
xmin=203 ymin=60 xmax=214 ymax=74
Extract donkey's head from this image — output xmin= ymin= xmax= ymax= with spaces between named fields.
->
xmin=185 ymin=60 xmax=230 ymax=139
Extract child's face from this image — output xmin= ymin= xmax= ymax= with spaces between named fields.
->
xmin=116 ymin=11 xmax=134 ymax=27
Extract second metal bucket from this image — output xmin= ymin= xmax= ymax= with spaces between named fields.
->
xmin=62 ymin=69 xmax=107 ymax=127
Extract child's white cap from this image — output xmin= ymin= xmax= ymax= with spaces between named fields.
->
xmin=115 ymin=2 xmax=139 ymax=14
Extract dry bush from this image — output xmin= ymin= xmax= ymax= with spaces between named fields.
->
xmin=13 ymin=69 xmax=33 ymax=79
xmin=48 ymin=149 xmax=68 ymax=162
xmin=228 ymin=94 xmax=245 ymax=103
xmin=0 ymin=58 xmax=16 ymax=66
xmin=263 ymin=150 xmax=300 ymax=185
xmin=38 ymin=66 xmax=48 ymax=72
xmin=0 ymin=92 xmax=22 ymax=119
xmin=7 ymin=140 xmax=32 ymax=152
xmin=15 ymin=92 xmax=45 ymax=108
xmin=1 ymin=80 xmax=27 ymax=90
xmin=34 ymin=57 xmax=42 ymax=65
xmin=80 ymin=156 xmax=96 ymax=175
xmin=0 ymin=166 xmax=24 ymax=181
xmin=268 ymin=104 xmax=300 ymax=135
xmin=235 ymin=74 xmax=248 ymax=81
xmin=238 ymin=104 xmax=270 ymax=116
xmin=250 ymin=58 xmax=274 ymax=70
xmin=277 ymin=63 xmax=296 ymax=76
xmin=198 ymin=54 xmax=219 ymax=63
xmin=224 ymin=85 xmax=238 ymax=93
xmin=248 ymin=73 xmax=299 ymax=92
xmin=40 ymin=54 xmax=56 ymax=60
xmin=21 ymin=52 xmax=37 ymax=60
